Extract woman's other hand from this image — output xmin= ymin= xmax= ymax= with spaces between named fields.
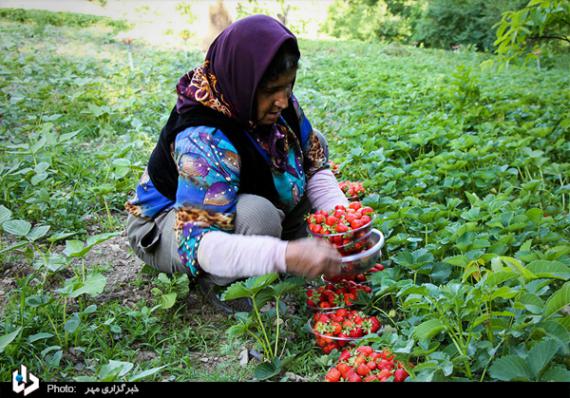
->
xmin=285 ymin=238 xmax=342 ymax=279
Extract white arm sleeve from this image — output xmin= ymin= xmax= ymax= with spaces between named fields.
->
xmin=197 ymin=231 xmax=288 ymax=278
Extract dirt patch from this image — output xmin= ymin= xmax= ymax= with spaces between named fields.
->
xmin=81 ymin=229 xmax=151 ymax=304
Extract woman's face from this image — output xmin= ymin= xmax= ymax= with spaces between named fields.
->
xmin=254 ymin=68 xmax=297 ymax=126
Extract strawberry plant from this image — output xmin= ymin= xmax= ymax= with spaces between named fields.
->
xmin=222 ymin=274 xmax=304 ymax=380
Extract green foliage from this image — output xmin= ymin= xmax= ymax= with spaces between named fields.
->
xmin=150 ymin=273 xmax=190 ymax=310
xmin=0 ymin=8 xmax=129 ymax=32
xmin=324 ymin=0 xmax=425 ymax=42
xmin=223 ymin=274 xmax=304 ymax=379
xmin=414 ymin=0 xmax=528 ymax=51
xmin=494 ymin=0 xmax=570 ymax=67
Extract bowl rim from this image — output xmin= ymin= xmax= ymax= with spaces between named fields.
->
xmin=341 ymin=229 xmax=384 ymax=264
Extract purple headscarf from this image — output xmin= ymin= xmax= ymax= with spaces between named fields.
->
xmin=175 ymin=15 xmax=301 ymax=171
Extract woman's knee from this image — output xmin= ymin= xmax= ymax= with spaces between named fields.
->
xmin=235 ymin=194 xmax=284 ymax=237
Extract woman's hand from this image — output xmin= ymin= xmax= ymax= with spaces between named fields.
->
xmin=285 ymin=238 xmax=342 ymax=279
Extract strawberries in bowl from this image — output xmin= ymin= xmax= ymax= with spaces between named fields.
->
xmin=325 ymin=346 xmax=410 ymax=382
xmin=322 ymin=263 xmax=385 ymax=284
xmin=306 ymin=281 xmax=372 ymax=310
xmin=306 ymin=202 xmax=375 ymax=253
xmin=309 ymin=310 xmax=382 ymax=354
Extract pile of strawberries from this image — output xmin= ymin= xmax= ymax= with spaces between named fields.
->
xmin=306 ymin=202 xmax=374 ymax=256
xmin=325 ymin=346 xmax=410 ymax=382
xmin=304 ymin=164 xmax=410 ymax=382
xmin=312 ymin=310 xmax=381 ymax=354
xmin=339 ymin=181 xmax=366 ymax=200
xmin=306 ymin=281 xmax=372 ymax=310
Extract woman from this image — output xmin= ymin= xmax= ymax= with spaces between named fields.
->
xmin=125 ymin=15 xmax=348 ymax=313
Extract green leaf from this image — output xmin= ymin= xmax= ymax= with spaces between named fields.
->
xmin=525 ymin=208 xmax=544 ymax=224
xmin=222 ymin=281 xmax=253 ymax=301
xmin=413 ymin=319 xmax=446 ymax=341
xmin=129 ymin=365 xmax=167 ymax=382
xmin=159 ymin=293 xmax=177 ymax=310
xmin=63 ymin=240 xmax=86 ymax=257
xmin=483 ymin=270 xmax=517 ymax=287
xmin=64 ymin=232 xmax=119 ymax=258
xmin=27 ymin=225 xmax=50 ymax=241
xmin=443 ymin=255 xmax=468 ymax=267
xmin=227 ymin=323 xmax=249 ymax=338
xmin=541 ymin=365 xmax=570 ymax=382
xmin=98 ymin=360 xmax=134 ymax=381
xmin=527 ymin=339 xmax=561 ymax=378
xmin=0 ymin=327 xmax=22 ymax=353
xmin=47 ymin=232 xmax=77 ymax=243
xmin=244 ymin=273 xmax=279 ymax=292
xmin=489 ymin=355 xmax=533 ymax=381
xmin=64 ymin=313 xmax=81 ymax=334
xmin=60 ymin=273 xmax=107 ymax=298
xmin=254 ymin=358 xmax=282 ymax=380
xmin=270 ymin=277 xmax=304 ymax=297
xmin=85 ymin=232 xmax=119 ymax=249
xmin=0 ymin=205 xmax=12 ymax=224
xmin=492 ymin=256 xmax=536 ymax=281
xmin=472 ymin=311 xmax=515 ymax=328
xmin=27 ymin=332 xmax=54 ymax=344
xmin=490 ymin=286 xmax=518 ymax=301
xmin=527 ymin=260 xmax=570 ymax=280
xmin=3 ymin=220 xmax=32 ymax=237
xmin=0 ymin=241 xmax=28 ymax=255
xmin=544 ymin=282 xmax=570 ymax=319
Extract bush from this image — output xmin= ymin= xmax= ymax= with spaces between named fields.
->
xmin=323 ymin=0 xmax=425 ymax=43
xmin=414 ymin=0 xmax=527 ymax=51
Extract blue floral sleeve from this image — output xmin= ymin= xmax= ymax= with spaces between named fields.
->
xmin=173 ymin=126 xmax=240 ymax=277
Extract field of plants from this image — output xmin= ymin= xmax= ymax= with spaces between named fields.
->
xmin=0 ymin=9 xmax=569 ymax=382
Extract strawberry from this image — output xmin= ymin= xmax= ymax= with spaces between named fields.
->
xmin=347 ymin=373 xmax=362 ymax=382
xmin=394 ymin=368 xmax=409 ymax=382
xmin=377 ymin=368 xmax=392 ymax=382
xmin=337 ymin=363 xmax=351 ymax=378
xmin=339 ymin=349 xmax=352 ymax=362
xmin=357 ymin=364 xmax=370 ymax=377
xmin=356 ymin=346 xmax=374 ymax=356
xmin=325 ymin=367 xmax=341 ymax=382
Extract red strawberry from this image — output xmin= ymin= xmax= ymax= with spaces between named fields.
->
xmin=325 ymin=367 xmax=341 ymax=382
xmin=339 ymin=349 xmax=352 ymax=362
xmin=356 ymin=346 xmax=373 ymax=356
xmin=337 ymin=363 xmax=351 ymax=378
xmin=357 ymin=364 xmax=370 ymax=376
xmin=394 ymin=368 xmax=409 ymax=382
